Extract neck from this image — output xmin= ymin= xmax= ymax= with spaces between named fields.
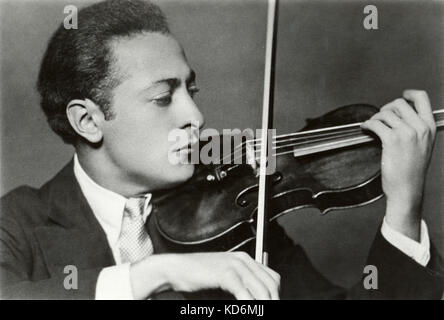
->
xmin=76 ymin=145 xmax=152 ymax=198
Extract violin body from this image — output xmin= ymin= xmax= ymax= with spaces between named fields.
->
xmin=151 ymin=104 xmax=383 ymax=253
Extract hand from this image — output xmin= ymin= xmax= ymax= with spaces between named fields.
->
xmin=361 ymin=90 xmax=436 ymax=240
xmin=130 ymin=251 xmax=280 ymax=300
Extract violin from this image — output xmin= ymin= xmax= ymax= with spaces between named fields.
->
xmin=151 ymin=104 xmax=444 ymax=254
xmin=150 ymin=0 xmax=444 ymax=265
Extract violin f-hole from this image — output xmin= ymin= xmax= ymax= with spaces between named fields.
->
xmin=235 ymin=172 xmax=283 ymax=207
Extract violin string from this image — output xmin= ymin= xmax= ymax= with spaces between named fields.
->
xmin=217 ymin=125 xmax=364 ymax=166
xmin=227 ymin=114 xmax=444 ymax=171
xmin=217 ymin=129 xmax=369 ymax=169
xmin=220 ymin=135 xmax=371 ymax=172
xmin=230 ymin=130 xmax=364 ymax=165
xmin=262 ymin=113 xmax=444 ymax=159
xmin=251 ymin=123 xmax=363 ymax=144
xmin=252 ymin=127 xmax=363 ymax=148
xmin=251 ymin=108 xmax=444 ymax=145
xmin=258 ymin=134 xmax=375 ymax=160
xmin=267 ymin=136 xmax=372 ymax=159
xmin=223 ymin=113 xmax=444 ymax=167
xmin=216 ymin=108 xmax=444 ymax=167
xmin=218 ymin=124 xmax=364 ymax=164
xmin=260 ymin=130 xmax=365 ymax=152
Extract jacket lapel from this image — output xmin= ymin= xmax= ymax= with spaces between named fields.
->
xmin=35 ymin=160 xmax=115 ymax=275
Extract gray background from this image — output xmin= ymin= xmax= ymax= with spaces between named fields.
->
xmin=1 ymin=0 xmax=443 ymax=288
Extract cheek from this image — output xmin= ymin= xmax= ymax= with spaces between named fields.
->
xmin=105 ymin=111 xmax=171 ymax=157
xmin=101 ymin=105 xmax=194 ymax=187
xmin=103 ymin=109 xmax=177 ymax=169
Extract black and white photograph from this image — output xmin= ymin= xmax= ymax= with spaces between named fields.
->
xmin=0 ymin=0 xmax=443 ymax=302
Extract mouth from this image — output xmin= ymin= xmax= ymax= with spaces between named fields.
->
xmin=175 ymin=145 xmax=193 ymax=155
xmin=175 ymin=141 xmax=196 ymax=153
xmin=174 ymin=133 xmax=199 ymax=154
xmin=173 ymin=140 xmax=199 ymax=165
xmin=169 ymin=131 xmax=200 ymax=166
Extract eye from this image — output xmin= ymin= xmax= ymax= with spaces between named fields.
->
xmin=152 ymin=93 xmax=172 ymax=107
xmin=188 ymin=86 xmax=200 ymax=98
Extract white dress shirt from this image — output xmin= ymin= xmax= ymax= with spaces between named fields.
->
xmin=73 ymin=155 xmax=151 ymax=299
xmin=73 ymin=154 xmax=431 ymax=300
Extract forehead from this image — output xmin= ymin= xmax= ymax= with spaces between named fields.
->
xmin=110 ymin=32 xmax=190 ymax=86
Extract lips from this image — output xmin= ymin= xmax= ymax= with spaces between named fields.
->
xmin=174 ymin=133 xmax=199 ymax=153
xmin=175 ymin=144 xmax=193 ymax=153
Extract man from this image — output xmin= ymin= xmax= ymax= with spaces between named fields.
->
xmin=0 ymin=0 xmax=442 ymax=299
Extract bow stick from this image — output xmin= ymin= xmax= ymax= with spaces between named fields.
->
xmin=255 ymin=0 xmax=279 ymax=265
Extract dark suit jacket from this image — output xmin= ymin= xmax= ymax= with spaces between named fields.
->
xmin=1 ymin=161 xmax=443 ymax=299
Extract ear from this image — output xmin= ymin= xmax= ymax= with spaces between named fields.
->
xmin=66 ymin=98 xmax=104 ymax=144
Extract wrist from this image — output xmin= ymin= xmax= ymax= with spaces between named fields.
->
xmin=129 ymin=254 xmax=175 ymax=300
xmin=385 ymin=200 xmax=422 ymax=241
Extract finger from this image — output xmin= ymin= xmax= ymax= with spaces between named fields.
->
xmin=224 ymin=272 xmax=254 ymax=300
xmin=233 ymin=252 xmax=280 ymax=299
xmin=371 ymin=110 xmax=403 ymax=129
xmin=361 ymin=119 xmax=393 ymax=145
xmin=382 ymin=98 xmax=418 ymax=122
xmin=403 ymin=90 xmax=435 ymax=132
xmin=236 ymin=262 xmax=272 ymax=300
xmin=263 ymin=267 xmax=280 ymax=300
xmin=383 ymin=99 xmax=430 ymax=137
xmin=263 ymin=265 xmax=281 ymax=290
xmin=232 ymin=251 xmax=280 ymax=284
xmin=235 ymin=288 xmax=254 ymax=300
xmin=233 ymin=252 xmax=280 ymax=285
xmin=373 ymin=109 xmax=423 ymax=143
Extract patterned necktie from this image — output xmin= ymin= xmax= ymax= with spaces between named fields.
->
xmin=117 ymin=197 xmax=154 ymax=264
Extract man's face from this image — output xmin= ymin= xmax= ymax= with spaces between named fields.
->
xmin=100 ymin=32 xmax=204 ymax=192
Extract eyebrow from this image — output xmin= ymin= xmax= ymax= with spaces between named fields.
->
xmin=149 ymin=70 xmax=196 ymax=91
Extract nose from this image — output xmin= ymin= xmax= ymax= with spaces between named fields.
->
xmin=176 ymin=90 xmax=205 ymax=130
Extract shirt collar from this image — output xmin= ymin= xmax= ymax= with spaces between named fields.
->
xmin=73 ymin=154 xmax=152 ymax=245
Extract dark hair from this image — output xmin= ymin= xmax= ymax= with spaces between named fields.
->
xmin=37 ymin=0 xmax=170 ymax=144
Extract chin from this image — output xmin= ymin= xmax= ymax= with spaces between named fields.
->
xmin=163 ymin=163 xmax=195 ymax=188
